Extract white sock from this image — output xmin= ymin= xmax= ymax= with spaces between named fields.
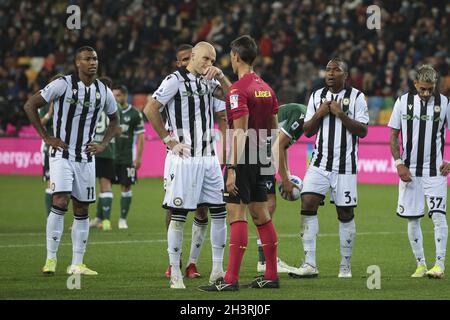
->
xmin=46 ymin=208 xmax=65 ymax=260
xmin=167 ymin=219 xmax=185 ymax=276
xmin=408 ymin=218 xmax=426 ymax=266
xmin=339 ymin=219 xmax=356 ymax=267
xmin=188 ymin=218 xmax=208 ymax=265
xmin=71 ymin=216 xmax=90 ymax=265
xmin=210 ymin=214 xmax=227 ymax=273
xmin=432 ymin=212 xmax=448 ymax=270
xmin=301 ymin=215 xmax=318 ymax=267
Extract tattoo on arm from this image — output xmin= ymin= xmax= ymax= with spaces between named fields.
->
xmin=390 ymin=129 xmax=401 ymax=160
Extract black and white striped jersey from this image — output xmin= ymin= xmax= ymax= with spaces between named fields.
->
xmin=305 ymin=87 xmax=369 ymax=174
xmin=388 ymin=92 xmax=450 ymax=177
xmin=40 ymin=74 xmax=117 ymax=163
xmin=152 ymin=67 xmax=225 ymax=157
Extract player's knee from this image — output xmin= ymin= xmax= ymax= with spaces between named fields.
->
xmin=195 ymin=206 xmax=208 ymax=220
xmin=301 ymin=194 xmax=322 ymax=211
xmin=431 ymin=212 xmax=447 ymax=228
xmin=337 ymin=207 xmax=354 ymax=222
xmin=52 ymin=194 xmax=69 ymax=210
xmin=73 ymin=203 xmax=89 ymax=217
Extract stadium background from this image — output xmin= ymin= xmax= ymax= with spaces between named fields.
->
xmin=1 ymin=0 xmax=450 ymax=301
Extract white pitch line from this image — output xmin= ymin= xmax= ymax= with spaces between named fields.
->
xmin=0 ymin=230 xmax=433 ymax=249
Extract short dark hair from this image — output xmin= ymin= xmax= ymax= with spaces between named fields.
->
xmin=176 ymin=44 xmax=193 ymax=54
xmin=112 ymin=84 xmax=128 ymax=95
xmin=98 ymin=76 xmax=113 ymax=88
xmin=75 ymin=46 xmax=96 ymax=59
xmin=230 ymin=35 xmax=258 ymax=66
xmin=328 ymin=57 xmax=348 ymax=73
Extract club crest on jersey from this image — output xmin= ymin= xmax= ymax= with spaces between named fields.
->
xmin=173 ymin=197 xmax=183 ymax=207
xmin=230 ymin=94 xmax=239 ymax=109
xmin=96 ymin=92 xmax=100 ymax=100
xmin=343 ymin=98 xmax=350 ymax=106
xmin=434 ymin=105 xmax=441 ymax=113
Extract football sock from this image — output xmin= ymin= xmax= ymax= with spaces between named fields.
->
xmin=99 ymin=192 xmax=113 ymax=220
xmin=339 ymin=218 xmax=356 ymax=267
xmin=168 ymin=214 xmax=186 ymax=276
xmin=71 ymin=215 xmax=89 ymax=265
xmin=120 ymin=191 xmax=132 ymax=219
xmin=257 ymin=238 xmax=265 ymax=263
xmin=188 ymin=217 xmax=208 ymax=265
xmin=408 ymin=218 xmax=426 ymax=266
xmin=210 ymin=206 xmax=227 ymax=273
xmin=46 ymin=206 xmax=66 ymax=260
xmin=431 ymin=212 xmax=448 ymax=270
xmin=301 ymin=214 xmax=318 ymax=267
xmin=224 ymin=221 xmax=247 ymax=284
xmin=257 ymin=220 xmax=278 ymax=280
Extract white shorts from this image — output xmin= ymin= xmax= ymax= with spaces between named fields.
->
xmin=397 ymin=176 xmax=447 ymax=218
xmin=301 ymin=166 xmax=358 ymax=207
xmin=49 ymin=157 xmax=96 ymax=203
xmin=163 ymin=153 xmax=224 ymax=211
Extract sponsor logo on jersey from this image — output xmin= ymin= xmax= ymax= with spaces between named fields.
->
xmin=254 ymin=90 xmax=271 ymax=98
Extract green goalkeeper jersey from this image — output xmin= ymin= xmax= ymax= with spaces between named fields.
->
xmin=115 ymin=104 xmax=145 ymax=165
xmin=278 ymin=103 xmax=307 ymax=147
xmin=93 ymin=111 xmax=116 ymax=159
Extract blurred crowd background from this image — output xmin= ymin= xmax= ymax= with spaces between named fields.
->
xmin=0 ymin=0 xmax=449 ymax=136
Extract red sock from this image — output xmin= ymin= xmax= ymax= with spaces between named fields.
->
xmin=224 ymin=221 xmax=248 ymax=284
xmin=257 ymin=220 xmax=278 ymax=280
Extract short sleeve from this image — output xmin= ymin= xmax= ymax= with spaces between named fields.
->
xmin=40 ymin=78 xmax=67 ymax=102
xmin=104 ymin=88 xmax=118 ymax=115
xmin=213 ymin=97 xmax=226 ymax=112
xmin=227 ymin=88 xmax=249 ymax=120
xmin=305 ymin=93 xmax=316 ymax=122
xmin=152 ymin=74 xmax=179 ymax=107
xmin=388 ymin=97 xmax=402 ymax=130
xmin=354 ymin=92 xmax=369 ymax=124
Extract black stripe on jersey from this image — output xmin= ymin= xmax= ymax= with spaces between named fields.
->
xmin=197 ymin=78 xmax=208 ymax=156
xmin=325 ymin=94 xmax=338 ymax=171
xmin=351 ymin=135 xmax=357 ymax=174
xmin=404 ymin=93 xmax=414 ymax=168
xmin=208 ymin=93 xmax=215 ymax=156
xmin=86 ymin=80 xmax=103 ymax=162
xmin=75 ymin=87 xmax=91 ymax=162
xmin=339 ymin=88 xmax=353 ymax=174
xmin=429 ymin=93 xmax=441 ymax=176
xmin=53 ymin=87 xmax=67 ymax=158
xmin=440 ymin=115 xmax=446 ymax=163
xmin=173 ymin=91 xmax=183 ymax=143
xmin=415 ymin=100 xmax=428 ymax=176
xmin=178 ymin=73 xmax=196 ymax=157
xmin=313 ymin=88 xmax=328 ymax=167
xmin=62 ymin=75 xmax=79 ymax=159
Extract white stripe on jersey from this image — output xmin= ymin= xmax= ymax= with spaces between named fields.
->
xmin=40 ymin=74 xmax=117 ymax=162
xmin=388 ymin=92 xmax=450 ymax=177
xmin=305 ymin=87 xmax=369 ymax=174
xmin=152 ymin=68 xmax=224 ymax=157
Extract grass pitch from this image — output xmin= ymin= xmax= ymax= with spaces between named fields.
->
xmin=0 ymin=175 xmax=449 ymax=300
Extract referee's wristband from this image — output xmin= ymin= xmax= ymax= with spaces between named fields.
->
xmin=394 ymin=159 xmax=404 ymax=167
xmin=162 ymin=135 xmax=173 ymax=144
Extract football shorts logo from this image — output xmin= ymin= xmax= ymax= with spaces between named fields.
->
xmin=230 ymin=94 xmax=239 ymax=110
xmin=399 ymin=205 xmax=404 ymax=214
xmin=434 ymin=105 xmax=441 ymax=113
xmin=173 ymin=197 xmax=183 ymax=207
xmin=51 ymin=182 xmax=55 ymax=191
xmin=266 ymin=181 xmax=273 ymax=190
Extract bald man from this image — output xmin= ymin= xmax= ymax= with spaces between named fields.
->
xmin=144 ymin=41 xmax=231 ymax=289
